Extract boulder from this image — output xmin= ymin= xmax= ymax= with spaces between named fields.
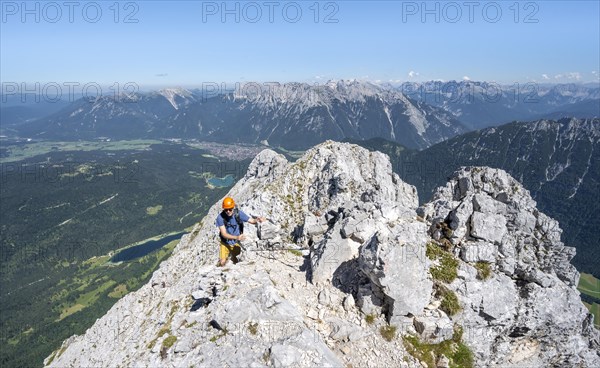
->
xmin=413 ymin=310 xmax=453 ymax=344
xmin=340 ymin=212 xmax=374 ymax=243
xmin=472 ymin=193 xmax=507 ymax=215
xmin=303 ymin=213 xmax=328 ymax=237
xmin=257 ymin=220 xmax=280 ymax=240
xmin=355 ymin=284 xmax=384 ymax=316
xmin=436 ymin=354 xmax=450 ymax=368
xmin=470 ymin=212 xmax=507 ymax=244
xmin=311 ymin=221 xmax=361 ymax=284
xmin=328 ymin=317 xmax=364 ymax=342
xmin=343 ymin=295 xmax=355 ymax=311
xmin=269 ymin=344 xmax=304 ymax=367
xmin=460 ymin=241 xmax=497 ymax=263
xmin=359 ymin=228 xmax=432 ymax=317
xmin=457 ymin=176 xmax=473 ymax=199
xmin=448 ymin=198 xmax=473 ymax=241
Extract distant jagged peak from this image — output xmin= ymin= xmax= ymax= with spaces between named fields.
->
xmin=499 ymin=117 xmax=600 ymax=139
xmin=320 ymin=79 xmax=400 ymax=102
xmin=231 ymin=80 xmax=404 ymax=107
xmin=542 ymin=83 xmax=600 ymax=98
xmin=543 ymin=117 xmax=599 ymax=137
xmin=470 ymin=118 xmax=600 ymax=144
xmin=157 ymin=87 xmax=194 ymax=98
xmin=155 ymin=87 xmax=196 ymax=110
xmin=76 ymin=87 xmax=197 ymax=110
xmin=399 ymin=80 xmax=600 ymax=102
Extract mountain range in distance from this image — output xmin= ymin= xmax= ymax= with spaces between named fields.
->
xmin=398 ymin=80 xmax=599 ymax=129
xmin=2 ymin=80 xmax=598 ymax=150
xmin=3 ymin=81 xmax=465 ymax=150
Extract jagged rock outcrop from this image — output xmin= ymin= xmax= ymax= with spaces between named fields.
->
xmin=419 ymin=167 xmax=599 ymax=366
xmin=45 ymin=142 xmax=598 ymax=368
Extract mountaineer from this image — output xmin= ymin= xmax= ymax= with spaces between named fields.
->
xmin=215 ymin=196 xmax=265 ymax=266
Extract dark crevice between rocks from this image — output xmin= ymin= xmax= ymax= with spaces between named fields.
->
xmin=331 ymin=258 xmax=363 ymax=295
xmin=209 ymin=319 xmax=224 ymax=331
xmin=292 ymin=224 xmax=304 ymax=243
xmin=382 ymin=295 xmax=395 ymax=323
xmin=516 ymin=281 xmax=536 ymax=299
xmin=299 ymin=252 xmax=312 ymax=283
xmin=331 ymin=257 xmax=391 ymax=320
xmin=508 ymin=326 xmax=530 ymax=338
xmin=478 ymin=309 xmax=496 ymax=323
xmin=190 ymin=298 xmax=211 ymax=311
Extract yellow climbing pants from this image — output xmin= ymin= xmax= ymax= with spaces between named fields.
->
xmin=219 ymin=241 xmax=241 ymax=263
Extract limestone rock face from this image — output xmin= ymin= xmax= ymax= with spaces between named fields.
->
xmin=359 ymin=228 xmax=432 ymax=317
xmin=419 ymin=167 xmax=599 ymax=367
xmin=45 ymin=146 xmax=598 ymax=368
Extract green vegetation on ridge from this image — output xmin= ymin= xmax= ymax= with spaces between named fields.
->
xmin=403 ymin=326 xmax=474 ymax=368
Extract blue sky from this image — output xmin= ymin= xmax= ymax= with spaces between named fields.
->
xmin=1 ymin=0 xmax=599 ymax=89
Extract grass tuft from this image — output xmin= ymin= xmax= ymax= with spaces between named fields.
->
xmin=160 ymin=335 xmax=177 ymax=359
xmin=288 ymin=249 xmax=303 ymax=257
xmin=162 ymin=335 xmax=177 ymax=349
xmin=426 ymin=242 xmax=441 ymax=260
xmin=148 ymin=325 xmax=170 ymax=349
xmin=453 ymin=342 xmax=474 ymax=367
xmin=439 ymin=288 xmax=461 ymax=316
xmin=262 ymin=350 xmax=271 ymax=363
xmin=248 ymin=322 xmax=258 ymax=335
xmin=427 ymin=243 xmax=458 ymax=283
xmin=379 ymin=325 xmax=397 ymax=342
xmin=475 ymin=262 xmax=492 ymax=280
xmin=403 ymin=325 xmax=474 ymax=368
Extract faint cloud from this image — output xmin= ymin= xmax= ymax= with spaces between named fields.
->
xmin=567 ymin=72 xmax=582 ymax=80
xmin=554 ymin=72 xmax=581 ymax=81
xmin=155 ymin=73 xmax=168 ymax=77
xmin=542 ymin=74 xmax=550 ymax=80
xmin=408 ymin=71 xmax=419 ymax=78
xmin=462 ymin=76 xmax=471 ymax=81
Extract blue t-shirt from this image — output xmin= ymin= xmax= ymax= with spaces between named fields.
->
xmin=215 ymin=209 xmax=250 ymax=245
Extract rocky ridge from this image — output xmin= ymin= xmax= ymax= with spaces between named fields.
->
xmin=45 ymin=141 xmax=599 ymax=367
xmin=418 ymin=167 xmax=599 ymax=366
